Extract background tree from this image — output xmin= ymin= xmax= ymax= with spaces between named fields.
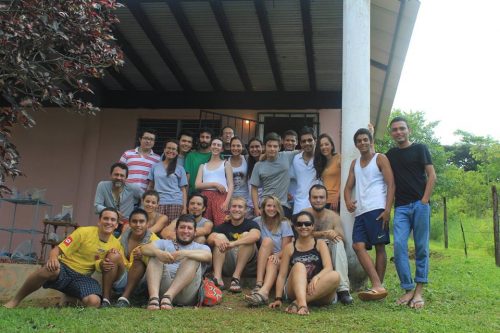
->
xmin=0 ymin=0 xmax=123 ymax=196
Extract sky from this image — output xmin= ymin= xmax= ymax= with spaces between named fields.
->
xmin=393 ymin=0 xmax=500 ymax=144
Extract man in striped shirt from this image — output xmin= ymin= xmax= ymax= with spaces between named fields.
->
xmin=120 ymin=129 xmax=161 ymax=191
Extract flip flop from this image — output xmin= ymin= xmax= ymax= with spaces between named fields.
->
xmin=358 ymin=289 xmax=388 ymax=301
xmin=410 ymin=298 xmax=425 ymax=309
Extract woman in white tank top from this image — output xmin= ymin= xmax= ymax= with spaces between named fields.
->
xmin=195 ymin=138 xmax=233 ymax=226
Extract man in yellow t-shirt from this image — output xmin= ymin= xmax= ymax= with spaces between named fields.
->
xmin=4 ymin=208 xmax=124 ymax=308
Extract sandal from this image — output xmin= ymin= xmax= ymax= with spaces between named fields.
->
xmin=147 ymin=297 xmax=160 ymax=310
xmin=160 ymin=294 xmax=174 ymax=310
xmin=229 ymin=277 xmax=242 ymax=293
xmin=296 ymin=305 xmax=310 ymax=316
xmin=409 ymin=298 xmax=425 ymax=309
xmin=244 ymin=292 xmax=268 ymax=306
xmin=285 ymin=301 xmax=299 ymax=314
xmin=212 ymin=277 xmax=225 ymax=290
xmin=252 ymin=282 xmax=263 ymax=294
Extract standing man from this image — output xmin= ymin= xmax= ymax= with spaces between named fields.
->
xmin=120 ymin=129 xmax=161 ymax=191
xmin=184 ymin=128 xmax=213 ymax=194
xmin=303 ymin=184 xmax=353 ymax=305
xmin=94 ymin=162 xmax=143 ymax=232
xmin=221 ymin=125 xmax=235 ymax=160
xmin=177 ymin=130 xmax=194 ymax=167
xmin=4 ymin=208 xmax=124 ymax=308
xmin=386 ymin=116 xmax=436 ymax=309
xmin=292 ymin=126 xmax=320 ymax=214
xmin=141 ymin=214 xmax=212 ymax=309
xmin=249 ymin=132 xmax=298 ymax=218
xmin=344 ymin=128 xmax=395 ymax=301
xmin=282 ymin=129 xmax=299 ymax=209
xmin=208 ymin=196 xmax=261 ymax=293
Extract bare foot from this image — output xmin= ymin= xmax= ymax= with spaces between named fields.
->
xmin=3 ymin=300 xmax=18 ymax=308
xmin=396 ymin=290 xmax=414 ymax=305
xmin=296 ymin=305 xmax=310 ymax=316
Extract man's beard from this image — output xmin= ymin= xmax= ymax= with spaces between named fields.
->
xmin=199 ymin=141 xmax=209 ymax=149
xmin=112 ymin=180 xmax=124 ymax=188
xmin=176 ymin=235 xmax=195 ymax=245
xmin=312 ymin=204 xmax=325 ymax=212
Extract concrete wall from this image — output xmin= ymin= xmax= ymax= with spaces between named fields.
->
xmin=0 ymin=107 xmax=340 ymax=257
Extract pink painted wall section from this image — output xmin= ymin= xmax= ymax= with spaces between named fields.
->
xmin=0 ymin=107 xmax=340 ymax=257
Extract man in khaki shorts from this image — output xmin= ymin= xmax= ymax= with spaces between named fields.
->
xmin=208 ymin=196 xmax=261 ymax=293
xmin=141 ymin=214 xmax=212 ymax=310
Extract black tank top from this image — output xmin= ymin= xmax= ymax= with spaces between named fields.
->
xmin=289 ymin=239 xmax=323 ymax=281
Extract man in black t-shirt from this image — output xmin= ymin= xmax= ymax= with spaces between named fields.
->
xmin=386 ymin=117 xmax=436 ymax=309
xmin=207 ymin=196 xmax=261 ymax=293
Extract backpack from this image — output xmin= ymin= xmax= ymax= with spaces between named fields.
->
xmin=198 ymin=277 xmax=222 ymax=306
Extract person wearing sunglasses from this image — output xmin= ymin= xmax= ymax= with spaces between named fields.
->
xmin=269 ymin=211 xmax=339 ymax=315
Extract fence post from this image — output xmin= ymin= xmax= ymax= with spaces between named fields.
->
xmin=443 ymin=196 xmax=448 ymax=249
xmin=492 ymin=186 xmax=499 ymax=267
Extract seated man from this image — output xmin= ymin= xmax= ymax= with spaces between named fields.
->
xmin=94 ymin=162 xmax=143 ymax=234
xmin=141 ymin=214 xmax=212 ymax=310
xmin=4 ymin=208 xmax=124 ymax=308
xmin=303 ymin=184 xmax=354 ymax=305
xmin=207 ymin=196 xmax=261 ymax=293
xmin=114 ymin=208 xmax=159 ymax=307
xmin=161 ymin=192 xmax=213 ymax=243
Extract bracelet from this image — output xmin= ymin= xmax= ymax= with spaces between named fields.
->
xmin=275 ymin=297 xmax=282 ymax=302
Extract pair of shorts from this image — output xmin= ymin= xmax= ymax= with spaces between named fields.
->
xmin=43 ymin=263 xmax=101 ymax=300
xmin=222 ymin=245 xmax=257 ymax=277
xmin=353 ymin=209 xmax=390 ymax=250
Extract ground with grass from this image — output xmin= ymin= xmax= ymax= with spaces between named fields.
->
xmin=1 ymin=243 xmax=499 ymax=333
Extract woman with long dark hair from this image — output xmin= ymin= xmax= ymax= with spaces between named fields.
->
xmin=148 ymin=139 xmax=188 ymax=222
xmin=269 ymin=211 xmax=339 ymax=315
xmin=246 ymin=137 xmax=263 ymax=217
xmin=313 ymin=133 xmax=341 ymax=211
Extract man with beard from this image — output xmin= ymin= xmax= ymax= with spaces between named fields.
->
xmin=119 ymin=129 xmax=161 ymax=191
xmin=303 ymin=184 xmax=353 ymax=305
xmin=292 ymin=126 xmax=321 ymax=214
xmin=208 ymin=196 xmax=261 ymax=293
xmin=161 ymin=192 xmax=214 ymax=244
xmin=94 ymin=162 xmax=143 ymax=234
xmin=141 ymin=214 xmax=212 ymax=310
xmin=4 ymin=208 xmax=123 ymax=308
xmin=184 ymin=128 xmax=213 ymax=194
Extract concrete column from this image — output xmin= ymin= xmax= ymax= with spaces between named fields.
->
xmin=341 ymin=0 xmax=371 ymax=289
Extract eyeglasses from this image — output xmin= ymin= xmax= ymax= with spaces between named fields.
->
xmin=295 ymin=221 xmax=313 ymax=227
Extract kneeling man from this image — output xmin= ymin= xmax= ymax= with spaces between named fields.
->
xmin=4 ymin=208 xmax=124 ymax=308
xmin=208 ymin=196 xmax=261 ymax=293
xmin=141 ymin=214 xmax=212 ymax=310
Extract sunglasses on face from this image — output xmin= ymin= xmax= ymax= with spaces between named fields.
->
xmin=295 ymin=221 xmax=313 ymax=227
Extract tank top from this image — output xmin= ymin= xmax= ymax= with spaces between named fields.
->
xmin=353 ymin=153 xmax=387 ymax=216
xmin=289 ymin=239 xmax=323 ymax=281
xmin=202 ymin=160 xmax=228 ymax=191
xmin=322 ymin=154 xmax=341 ymax=205
xmin=230 ymin=156 xmax=249 ymax=199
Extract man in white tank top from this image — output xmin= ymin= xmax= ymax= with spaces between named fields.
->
xmin=344 ymin=128 xmax=395 ymax=301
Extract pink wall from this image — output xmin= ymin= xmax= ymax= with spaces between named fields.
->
xmin=0 ymin=107 xmax=340 ymax=256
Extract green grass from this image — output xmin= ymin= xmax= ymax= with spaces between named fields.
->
xmin=2 ymin=243 xmax=499 ymax=333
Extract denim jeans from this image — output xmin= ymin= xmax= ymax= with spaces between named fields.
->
xmin=393 ymin=200 xmax=430 ymax=290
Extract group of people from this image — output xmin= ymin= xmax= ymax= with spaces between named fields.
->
xmin=4 ymin=116 xmax=435 ymax=314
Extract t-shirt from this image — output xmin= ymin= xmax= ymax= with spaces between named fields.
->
xmin=249 ymin=151 xmax=298 ymax=208
xmin=184 ymin=151 xmax=211 ymax=194
xmin=58 ymin=226 xmax=123 ymax=275
xmin=120 ymin=147 xmax=161 ymax=191
xmin=153 ymin=239 xmax=210 ymax=278
xmin=230 ymin=157 xmax=249 ymax=200
xmin=253 ymin=217 xmax=293 ymax=253
xmin=148 ymin=162 xmax=188 ymax=205
xmin=94 ymin=181 xmax=143 ymax=220
xmin=386 ymin=143 xmax=433 ymax=207
xmin=213 ymin=219 xmax=261 ymax=242
xmin=119 ymin=229 xmax=159 ymax=270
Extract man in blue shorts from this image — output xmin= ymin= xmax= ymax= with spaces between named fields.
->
xmin=344 ymin=128 xmax=395 ymax=301
xmin=4 ymin=208 xmax=124 ymax=308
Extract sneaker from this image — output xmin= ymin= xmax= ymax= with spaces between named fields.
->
xmin=100 ymin=298 xmax=112 ymax=308
xmin=337 ymin=290 xmax=353 ymax=305
xmin=115 ymin=297 xmax=130 ymax=308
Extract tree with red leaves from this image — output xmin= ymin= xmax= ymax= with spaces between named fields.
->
xmin=0 ymin=0 xmax=123 ymax=196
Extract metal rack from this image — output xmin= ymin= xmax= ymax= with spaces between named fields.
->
xmin=40 ymin=219 xmax=78 ymax=262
